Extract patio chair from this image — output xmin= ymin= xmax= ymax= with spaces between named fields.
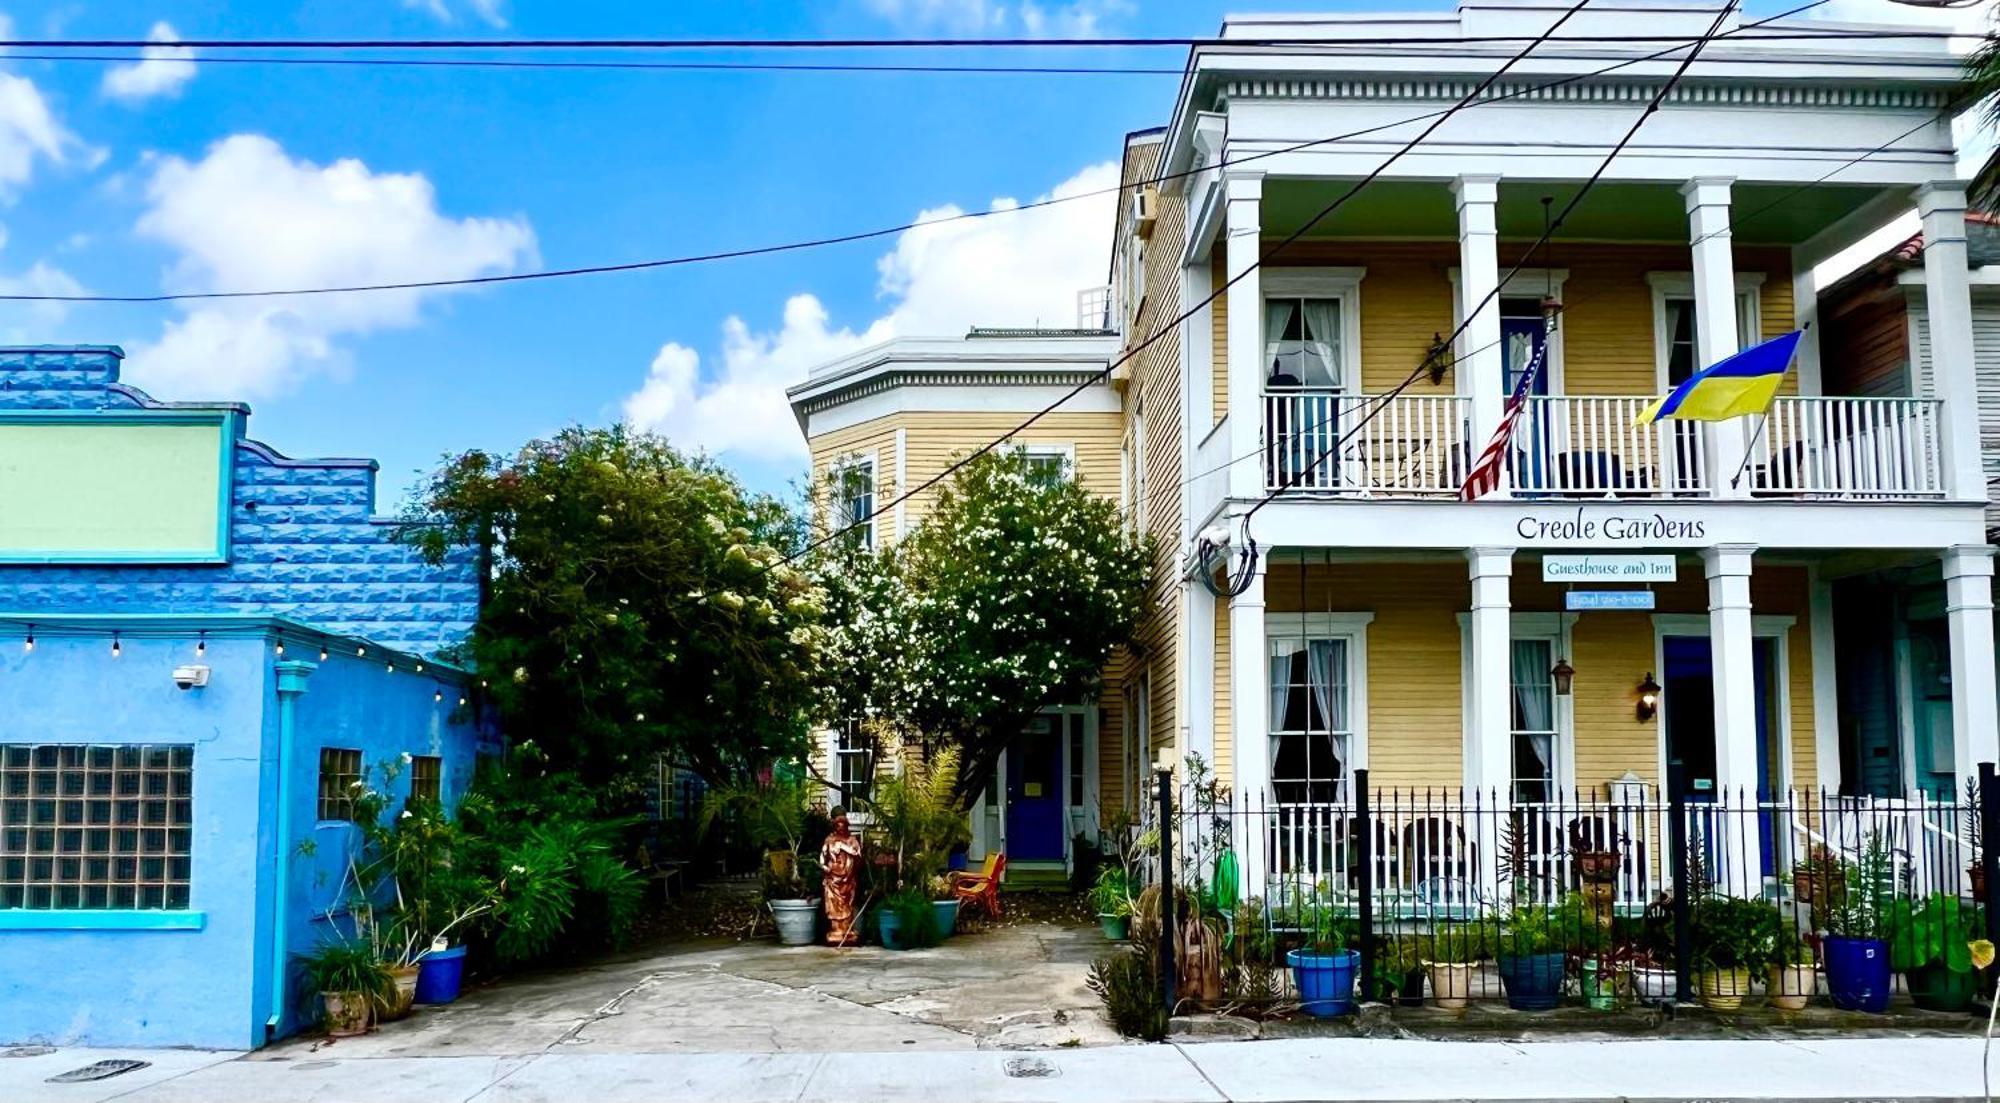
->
xmin=951 ymin=852 xmax=1006 ymax=923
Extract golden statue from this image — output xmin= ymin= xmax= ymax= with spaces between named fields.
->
xmin=821 ymin=808 xmax=863 ymax=946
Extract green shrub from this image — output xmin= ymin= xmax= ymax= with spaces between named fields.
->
xmin=886 ymin=886 xmax=944 ymax=949
xmin=299 ymin=937 xmax=394 ymax=1009
xmin=1088 ymin=946 xmax=1167 ymax=1040
xmin=1690 ymin=895 xmax=1783 ymax=972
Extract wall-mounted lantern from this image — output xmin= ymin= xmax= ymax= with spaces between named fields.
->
xmin=1550 ymin=658 xmax=1575 ymax=697
xmin=1423 ymin=333 xmax=1452 ymax=386
xmin=1637 ymin=673 xmax=1661 ymax=722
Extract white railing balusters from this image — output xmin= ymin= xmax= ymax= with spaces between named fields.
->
xmin=1262 ymin=391 xmax=1470 ymax=495
xmin=1756 ymin=396 xmax=1943 ymax=498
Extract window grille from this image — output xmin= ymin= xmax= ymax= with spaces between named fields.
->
xmin=0 ymin=744 xmax=193 ymax=910
xmin=409 ymin=755 xmax=442 ymax=805
xmin=317 ymin=747 xmax=363 ymax=821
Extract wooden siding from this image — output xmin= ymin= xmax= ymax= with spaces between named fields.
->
xmin=1211 ymin=254 xmax=1229 ymax=425
xmin=1822 ymin=285 xmax=1910 ymax=398
xmin=1214 ymin=594 xmax=1232 ymax=787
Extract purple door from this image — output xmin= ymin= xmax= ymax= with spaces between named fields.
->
xmin=1005 ymin=718 xmax=1066 ymax=861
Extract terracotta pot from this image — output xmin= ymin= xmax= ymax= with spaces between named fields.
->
xmin=1698 ymin=968 xmax=1752 ymax=1012
xmin=1577 ymin=851 xmax=1620 ymax=884
xmin=1427 ymin=960 xmax=1474 ymax=1011
xmin=321 ymin=991 xmax=373 ymax=1037
xmin=1768 ymin=964 xmax=1815 ymax=1012
xmin=382 ymin=966 xmax=421 ymax=1021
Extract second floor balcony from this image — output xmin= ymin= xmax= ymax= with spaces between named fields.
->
xmin=1262 ymin=388 xmax=1947 ymax=500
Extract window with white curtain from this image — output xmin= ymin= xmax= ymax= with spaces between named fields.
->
xmin=1263 ymin=297 xmax=1345 ymax=389
xmin=1510 ymin=639 xmax=1558 ymax=803
xmin=1268 ymin=635 xmax=1351 ymax=805
xmin=833 ymin=458 xmax=875 ymax=550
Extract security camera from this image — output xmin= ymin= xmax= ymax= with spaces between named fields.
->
xmin=172 ymin=665 xmax=210 ymax=690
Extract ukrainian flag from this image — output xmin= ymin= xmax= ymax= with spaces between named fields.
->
xmin=1636 ymin=329 xmax=1804 ymax=424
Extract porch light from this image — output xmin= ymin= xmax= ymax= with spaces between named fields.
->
xmin=1637 ymin=673 xmax=1661 ymax=722
xmin=1550 ymin=658 xmax=1575 ymax=696
xmin=1423 ymin=332 xmax=1452 ymax=385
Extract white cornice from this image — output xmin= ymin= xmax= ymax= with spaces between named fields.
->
xmin=1218 ymin=77 xmax=1945 ymax=111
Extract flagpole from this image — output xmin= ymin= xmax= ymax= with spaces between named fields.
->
xmin=1728 ymin=410 xmax=1772 ymax=491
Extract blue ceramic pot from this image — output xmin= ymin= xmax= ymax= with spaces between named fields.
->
xmin=1286 ymin=948 xmax=1360 ymax=1017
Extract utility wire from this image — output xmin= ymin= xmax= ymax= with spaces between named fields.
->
xmin=1133 ymin=109 xmax=1945 ymax=523
xmin=1243 ymin=0 xmax=1743 ymax=522
xmin=769 ymin=0 xmax=1604 ymax=575
xmin=0 ymin=27 xmax=1968 ymax=50
xmin=0 ymin=4 xmax=1847 ymax=307
xmin=4 ymin=52 xmax=1190 ymax=75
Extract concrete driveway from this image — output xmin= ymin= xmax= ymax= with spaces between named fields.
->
xmin=256 ymin=919 xmax=1123 ymax=1060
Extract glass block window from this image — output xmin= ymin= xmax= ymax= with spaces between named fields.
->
xmin=0 ymin=744 xmax=194 ymax=911
xmin=317 ymin=747 xmax=363 ymax=821
xmin=409 ymin=755 xmax=442 ymax=805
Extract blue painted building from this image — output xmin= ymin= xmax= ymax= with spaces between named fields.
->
xmin=0 ymin=347 xmax=487 ymax=1049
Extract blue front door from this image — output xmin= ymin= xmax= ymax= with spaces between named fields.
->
xmin=1005 ymin=717 xmax=1066 ymax=861
xmin=1663 ymin=635 xmax=1779 ymax=875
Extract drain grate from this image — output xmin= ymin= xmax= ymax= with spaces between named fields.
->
xmin=1003 ymin=1057 xmax=1059 ymax=1080
xmin=46 ymin=1059 xmax=150 ymax=1084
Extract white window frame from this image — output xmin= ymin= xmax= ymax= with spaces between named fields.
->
xmin=1013 ymin=442 xmax=1076 ymax=486
xmin=1646 ymin=272 xmax=1766 ymax=391
xmin=1262 ymin=268 xmax=1366 ymax=395
xmin=830 ymin=452 xmax=878 ymax=550
xmin=1456 ymin=612 xmax=1576 ymax=796
xmin=1264 ymin=610 xmax=1374 ymax=804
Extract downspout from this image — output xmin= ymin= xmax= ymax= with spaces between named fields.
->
xmin=268 ymin=659 xmax=317 ymax=1040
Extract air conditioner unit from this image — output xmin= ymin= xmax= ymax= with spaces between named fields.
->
xmin=1131 ymin=187 xmax=1158 ymax=238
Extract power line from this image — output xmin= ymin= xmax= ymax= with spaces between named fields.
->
xmin=1243 ymin=0 xmax=1743 ymax=522
xmin=5 ymin=52 xmax=1190 ymax=75
xmin=0 ymin=27 xmax=1969 ymax=50
xmin=0 ymin=4 xmax=1855 ymax=307
xmin=1136 ymin=108 xmax=1945 ymax=522
xmin=773 ymin=0 xmax=1606 ymax=574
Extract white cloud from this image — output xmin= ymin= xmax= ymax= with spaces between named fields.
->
xmin=101 ymin=22 xmax=197 ymax=104
xmin=401 ymin=0 xmax=508 ymax=28
xmin=1808 ymin=0 xmax=1993 ymax=34
xmin=860 ymin=0 xmax=1131 ymax=36
xmin=125 ymin=134 xmax=536 ymax=399
xmin=0 ymin=259 xmax=85 ymax=337
xmin=0 ymin=71 xmax=76 ymax=199
xmin=622 ymin=161 xmax=1118 ymax=462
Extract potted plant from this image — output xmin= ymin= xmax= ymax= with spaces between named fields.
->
xmin=1092 ymin=866 xmax=1134 ymax=941
xmin=1690 ymin=895 xmax=1780 ymax=1012
xmin=869 ymin=747 xmax=970 ymax=939
xmin=879 ymin=885 xmax=943 ymax=950
xmin=1425 ymin=921 xmax=1485 ymax=1011
xmin=1766 ymin=927 xmax=1816 ymax=1012
xmin=700 ymin=775 xmax=822 ymax=946
xmin=1889 ymin=892 xmax=1985 ymax=1013
xmin=1374 ymin=936 xmax=1427 ymax=1008
xmin=1284 ymin=906 xmax=1359 ymax=1017
xmin=1822 ymin=836 xmax=1894 ymax=1012
xmin=301 ymin=937 xmax=394 ymax=1038
xmin=1556 ymin=892 xmax=1621 ymax=1011
xmin=1492 ymin=905 xmax=1565 ymax=1011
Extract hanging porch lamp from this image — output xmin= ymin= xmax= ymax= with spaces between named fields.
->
xmin=1549 ymin=657 xmax=1575 ymax=696
xmin=1636 ymin=673 xmax=1662 ymax=722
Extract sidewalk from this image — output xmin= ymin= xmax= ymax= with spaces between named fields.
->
xmin=9 ymin=1036 xmax=1997 ymax=1102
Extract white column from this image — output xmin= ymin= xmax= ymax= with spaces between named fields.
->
xmin=1466 ymin=547 xmax=1515 ymax=795
xmin=1185 ymin=577 xmax=1217 ymax=770
xmin=1919 ymin=182 xmax=1987 ymax=500
xmin=1225 ymin=173 xmax=1265 ymax=500
xmin=1229 ymin=556 xmax=1269 ymax=897
xmin=1684 ymin=178 xmax=1745 ymax=499
xmin=1943 ymin=545 xmax=2000 ymax=784
xmin=1454 ymin=176 xmax=1506 ymax=494
xmin=1808 ymin=568 xmax=1842 ymax=793
xmin=1466 ymin=547 xmax=1513 ymax=912
xmin=1790 ymin=248 xmax=1822 ymax=396
xmin=1704 ymin=544 xmax=1759 ymax=896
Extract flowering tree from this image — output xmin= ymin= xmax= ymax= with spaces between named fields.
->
xmin=817 ymin=450 xmax=1151 ymax=807
xmin=399 ymin=426 xmax=827 ymax=793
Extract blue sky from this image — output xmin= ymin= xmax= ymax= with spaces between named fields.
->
xmin=0 ymin=0 xmax=1967 ymax=505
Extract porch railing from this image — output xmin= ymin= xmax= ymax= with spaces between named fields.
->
xmin=1753 ymin=396 xmax=1945 ymax=498
xmin=1262 ymin=390 xmax=1470 ymax=495
xmin=1260 ymin=392 xmax=1947 ymax=500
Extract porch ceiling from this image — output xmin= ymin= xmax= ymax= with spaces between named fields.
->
xmin=1259 ymin=178 xmax=1890 ymax=246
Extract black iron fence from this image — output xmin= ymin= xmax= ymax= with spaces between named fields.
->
xmin=1141 ymin=761 xmax=1999 ymax=1015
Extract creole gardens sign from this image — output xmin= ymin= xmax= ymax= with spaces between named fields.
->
xmin=1515 ymin=507 xmax=1706 ymax=545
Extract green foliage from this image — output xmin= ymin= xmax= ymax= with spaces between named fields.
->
xmin=885 ymin=886 xmax=944 ymax=949
xmin=1690 ymin=895 xmax=1784 ymax=972
xmin=813 ymin=450 xmax=1152 ymax=804
xmin=871 ymin=746 xmax=970 ymax=890
xmin=699 ymin=775 xmax=821 ymax=899
xmin=1889 ymin=893 xmax=1984 ymax=974
xmin=397 ymin=426 xmax=824 ymax=789
xmin=1088 ymin=946 xmax=1168 ymax=1041
xmin=1425 ymin=921 xmax=1488 ymax=965
xmin=299 ymin=937 xmax=394 ymax=1006
xmin=1091 ymin=867 xmax=1134 ymax=919
xmin=1956 ymin=35 xmax=2000 ymax=209
xmin=455 ymin=764 xmax=644 ymax=963
xmin=1491 ymin=904 xmax=1560 ymax=958
xmin=1822 ymin=834 xmax=1896 ymax=942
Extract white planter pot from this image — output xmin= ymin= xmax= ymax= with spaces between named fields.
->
xmin=770 ymin=899 xmax=821 ymax=946
xmin=1632 ymin=966 xmax=1676 ymax=1004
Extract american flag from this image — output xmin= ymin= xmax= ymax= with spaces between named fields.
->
xmin=1459 ymin=341 xmax=1548 ymax=501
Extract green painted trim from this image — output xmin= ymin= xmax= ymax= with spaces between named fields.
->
xmin=0 ymin=909 xmax=207 ymax=931
xmin=0 ymin=409 xmax=236 ymax=565
xmin=0 ymin=612 xmax=474 ymax=678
